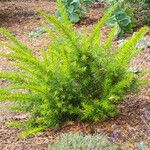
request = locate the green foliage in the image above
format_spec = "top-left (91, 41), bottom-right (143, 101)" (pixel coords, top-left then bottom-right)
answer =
top-left (56, 0), bottom-right (93, 23)
top-left (106, 1), bottom-right (137, 37)
top-left (48, 132), bottom-right (116, 150)
top-left (0, 0), bottom-right (149, 137)
top-left (6, 121), bottom-right (23, 128)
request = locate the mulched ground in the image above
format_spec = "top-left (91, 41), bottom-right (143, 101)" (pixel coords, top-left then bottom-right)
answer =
top-left (0, 0), bottom-right (150, 150)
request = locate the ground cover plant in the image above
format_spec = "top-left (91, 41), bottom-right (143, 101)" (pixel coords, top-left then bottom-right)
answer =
top-left (48, 132), bottom-right (116, 150)
top-left (0, 0), bottom-right (149, 138)
top-left (48, 132), bottom-right (150, 150)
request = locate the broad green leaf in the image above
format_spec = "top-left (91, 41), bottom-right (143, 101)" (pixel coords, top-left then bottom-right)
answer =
top-left (119, 16), bottom-right (131, 26)
top-left (69, 13), bottom-right (80, 23)
top-left (68, 5), bottom-right (74, 13)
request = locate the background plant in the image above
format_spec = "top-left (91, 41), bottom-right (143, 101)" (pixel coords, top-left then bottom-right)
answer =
top-left (131, 0), bottom-right (150, 26)
top-left (112, 0), bottom-right (150, 26)
top-left (56, 0), bottom-right (93, 23)
top-left (0, 0), bottom-right (149, 137)
top-left (106, 0), bottom-right (137, 37)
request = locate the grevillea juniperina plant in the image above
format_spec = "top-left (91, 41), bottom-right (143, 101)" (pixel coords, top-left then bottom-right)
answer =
top-left (0, 0), bottom-right (149, 137)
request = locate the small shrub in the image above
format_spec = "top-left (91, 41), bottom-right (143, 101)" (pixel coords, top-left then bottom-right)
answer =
top-left (0, 0), bottom-right (149, 136)
top-left (48, 132), bottom-right (116, 150)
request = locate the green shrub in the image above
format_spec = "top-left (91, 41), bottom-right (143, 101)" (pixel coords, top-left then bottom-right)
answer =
top-left (48, 132), bottom-right (116, 150)
top-left (56, 0), bottom-right (93, 23)
top-left (0, 0), bottom-right (149, 136)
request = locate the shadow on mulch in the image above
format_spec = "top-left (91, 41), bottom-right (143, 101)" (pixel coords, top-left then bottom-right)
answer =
top-left (0, 10), bottom-right (38, 27)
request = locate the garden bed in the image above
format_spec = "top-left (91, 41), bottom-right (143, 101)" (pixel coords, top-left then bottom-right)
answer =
top-left (0, 0), bottom-right (149, 150)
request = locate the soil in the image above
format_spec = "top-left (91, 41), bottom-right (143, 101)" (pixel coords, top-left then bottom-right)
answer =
top-left (0, 0), bottom-right (150, 150)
